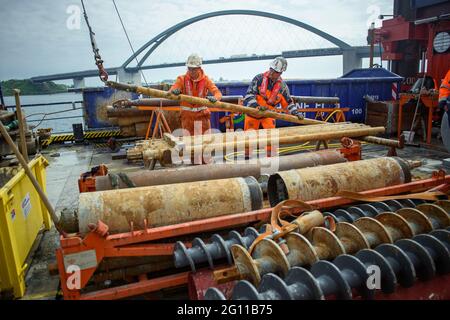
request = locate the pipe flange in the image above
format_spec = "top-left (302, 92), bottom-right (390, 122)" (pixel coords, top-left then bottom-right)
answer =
top-left (244, 176), bottom-right (264, 211)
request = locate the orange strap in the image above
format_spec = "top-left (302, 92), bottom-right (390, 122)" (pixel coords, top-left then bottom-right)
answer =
top-left (248, 199), bottom-right (317, 254)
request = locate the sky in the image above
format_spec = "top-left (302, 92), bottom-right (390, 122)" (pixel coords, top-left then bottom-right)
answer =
top-left (0, 0), bottom-right (393, 86)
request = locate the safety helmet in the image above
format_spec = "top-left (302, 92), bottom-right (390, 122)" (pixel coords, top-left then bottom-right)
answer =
top-left (270, 56), bottom-right (288, 73)
top-left (186, 54), bottom-right (202, 68)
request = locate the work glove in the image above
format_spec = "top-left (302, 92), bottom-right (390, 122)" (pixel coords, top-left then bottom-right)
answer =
top-left (290, 109), bottom-right (304, 120)
top-left (207, 96), bottom-right (217, 103)
top-left (170, 88), bottom-right (181, 95)
top-left (257, 105), bottom-right (268, 112)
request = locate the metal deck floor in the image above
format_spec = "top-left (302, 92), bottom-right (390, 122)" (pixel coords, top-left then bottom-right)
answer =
top-left (20, 142), bottom-right (450, 300)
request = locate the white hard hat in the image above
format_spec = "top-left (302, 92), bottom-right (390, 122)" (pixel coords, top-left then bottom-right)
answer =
top-left (270, 56), bottom-right (287, 73)
top-left (186, 53), bottom-right (202, 68)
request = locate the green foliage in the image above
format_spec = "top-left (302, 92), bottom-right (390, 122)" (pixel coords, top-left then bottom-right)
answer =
top-left (0, 79), bottom-right (69, 96)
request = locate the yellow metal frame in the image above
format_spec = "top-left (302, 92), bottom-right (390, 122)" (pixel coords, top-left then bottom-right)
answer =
top-left (0, 156), bottom-right (51, 298)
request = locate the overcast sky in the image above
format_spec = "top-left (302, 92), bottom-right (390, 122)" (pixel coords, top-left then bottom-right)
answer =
top-left (0, 0), bottom-right (393, 85)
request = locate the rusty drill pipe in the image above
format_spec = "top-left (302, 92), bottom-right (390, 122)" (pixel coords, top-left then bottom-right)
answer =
top-left (137, 126), bottom-right (385, 164)
top-left (268, 157), bottom-right (412, 206)
top-left (107, 80), bottom-right (397, 147)
top-left (178, 122), bottom-right (376, 144)
top-left (360, 135), bottom-right (405, 149)
top-left (112, 96), bottom-right (243, 108)
top-left (96, 150), bottom-right (347, 191)
top-left (72, 177), bottom-right (263, 235)
top-left (112, 95), bottom-right (339, 108)
top-left (106, 81), bottom-right (322, 125)
top-left (179, 122), bottom-right (371, 140)
top-left (183, 127), bottom-right (386, 156)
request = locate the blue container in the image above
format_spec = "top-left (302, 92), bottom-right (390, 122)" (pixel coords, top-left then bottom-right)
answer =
top-left (82, 68), bottom-right (402, 132)
top-left (215, 68), bottom-right (403, 130)
top-left (82, 86), bottom-right (139, 129)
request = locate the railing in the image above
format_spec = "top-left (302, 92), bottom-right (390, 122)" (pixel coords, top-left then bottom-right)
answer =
top-left (5, 101), bottom-right (84, 133)
top-left (5, 101), bottom-right (83, 108)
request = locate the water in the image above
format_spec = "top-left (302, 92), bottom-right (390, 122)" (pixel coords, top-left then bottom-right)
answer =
top-left (3, 92), bottom-right (83, 133)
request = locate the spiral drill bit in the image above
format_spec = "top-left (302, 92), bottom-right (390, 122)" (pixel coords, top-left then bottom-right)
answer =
top-left (173, 199), bottom-right (432, 272)
top-left (221, 201), bottom-right (449, 286)
top-left (205, 229), bottom-right (450, 300)
top-left (174, 209), bottom-right (325, 271)
top-left (323, 199), bottom-right (425, 223)
top-left (173, 227), bottom-right (260, 272)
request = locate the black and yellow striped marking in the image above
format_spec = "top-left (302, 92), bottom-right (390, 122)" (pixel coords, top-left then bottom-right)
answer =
top-left (41, 130), bottom-right (121, 147)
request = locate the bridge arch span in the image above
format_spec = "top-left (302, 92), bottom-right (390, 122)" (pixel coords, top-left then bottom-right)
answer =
top-left (122, 9), bottom-right (352, 69)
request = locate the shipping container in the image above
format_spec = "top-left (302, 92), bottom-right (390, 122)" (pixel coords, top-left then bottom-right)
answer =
top-left (82, 87), bottom-right (139, 129)
top-left (215, 68), bottom-right (403, 130)
top-left (81, 68), bottom-right (402, 132)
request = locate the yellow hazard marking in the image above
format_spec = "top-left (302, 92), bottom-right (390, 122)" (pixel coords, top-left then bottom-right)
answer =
top-left (40, 130), bottom-right (120, 146)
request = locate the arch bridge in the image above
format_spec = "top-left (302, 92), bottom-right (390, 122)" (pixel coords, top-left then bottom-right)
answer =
top-left (31, 10), bottom-right (380, 87)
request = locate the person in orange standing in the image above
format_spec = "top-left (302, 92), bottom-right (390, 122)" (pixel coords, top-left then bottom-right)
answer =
top-left (243, 57), bottom-right (302, 157)
top-left (169, 53), bottom-right (222, 136)
top-left (439, 69), bottom-right (450, 126)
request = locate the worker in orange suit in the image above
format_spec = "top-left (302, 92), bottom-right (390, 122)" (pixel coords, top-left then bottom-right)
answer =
top-left (169, 53), bottom-right (222, 136)
top-left (243, 57), bottom-right (302, 157)
top-left (439, 69), bottom-right (450, 126)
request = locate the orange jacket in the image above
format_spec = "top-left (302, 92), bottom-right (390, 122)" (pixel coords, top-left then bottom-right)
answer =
top-left (439, 69), bottom-right (450, 101)
top-left (243, 72), bottom-right (296, 114)
top-left (170, 69), bottom-right (222, 109)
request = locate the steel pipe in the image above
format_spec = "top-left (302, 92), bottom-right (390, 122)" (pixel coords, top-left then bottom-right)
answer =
top-left (106, 81), bottom-right (322, 125)
top-left (268, 157), bottom-right (412, 206)
top-left (96, 150), bottom-right (347, 191)
top-left (73, 176), bottom-right (263, 234)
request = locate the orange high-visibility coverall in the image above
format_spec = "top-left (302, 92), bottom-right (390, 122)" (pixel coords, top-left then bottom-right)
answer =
top-left (439, 69), bottom-right (450, 103)
top-left (170, 69), bottom-right (222, 136)
top-left (243, 72), bottom-right (297, 156)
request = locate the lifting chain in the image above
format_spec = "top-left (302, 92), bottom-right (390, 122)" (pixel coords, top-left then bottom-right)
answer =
top-left (81, 0), bottom-right (108, 82)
